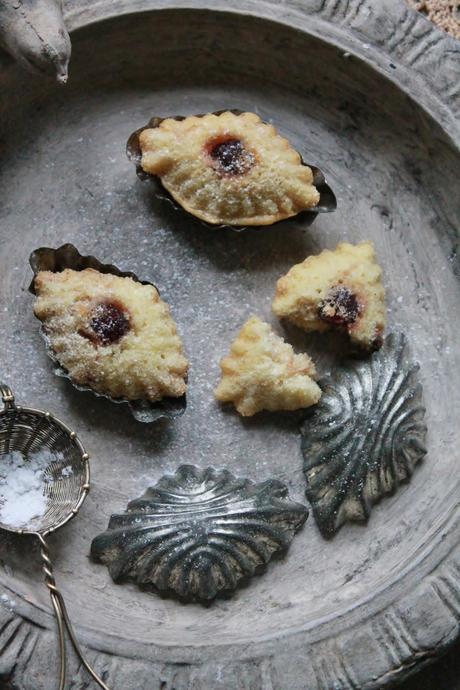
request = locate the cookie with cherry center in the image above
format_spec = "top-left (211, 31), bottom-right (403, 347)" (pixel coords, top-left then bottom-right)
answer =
top-left (132, 110), bottom-right (321, 227)
top-left (32, 268), bottom-right (188, 402)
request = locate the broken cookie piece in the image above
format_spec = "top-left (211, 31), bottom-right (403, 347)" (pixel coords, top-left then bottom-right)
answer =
top-left (33, 268), bottom-right (188, 402)
top-left (214, 316), bottom-right (321, 416)
top-left (272, 241), bottom-right (386, 349)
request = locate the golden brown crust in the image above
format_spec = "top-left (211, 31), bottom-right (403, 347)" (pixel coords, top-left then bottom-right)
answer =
top-left (33, 268), bottom-right (188, 401)
top-left (272, 241), bottom-right (386, 349)
top-left (214, 316), bottom-right (321, 416)
top-left (139, 111), bottom-right (320, 226)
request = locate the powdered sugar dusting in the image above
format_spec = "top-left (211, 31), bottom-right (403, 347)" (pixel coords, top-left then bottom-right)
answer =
top-left (0, 449), bottom-right (67, 529)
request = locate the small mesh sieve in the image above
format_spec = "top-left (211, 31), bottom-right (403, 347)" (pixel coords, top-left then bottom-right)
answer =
top-left (0, 383), bottom-right (110, 690)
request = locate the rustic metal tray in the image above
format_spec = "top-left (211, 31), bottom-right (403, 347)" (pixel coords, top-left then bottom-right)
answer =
top-left (0, 1), bottom-right (459, 689)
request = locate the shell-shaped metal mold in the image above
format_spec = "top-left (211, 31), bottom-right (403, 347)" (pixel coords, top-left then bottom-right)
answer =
top-left (301, 333), bottom-right (427, 538)
top-left (29, 244), bottom-right (186, 423)
top-left (90, 464), bottom-right (308, 601)
top-left (126, 110), bottom-right (337, 232)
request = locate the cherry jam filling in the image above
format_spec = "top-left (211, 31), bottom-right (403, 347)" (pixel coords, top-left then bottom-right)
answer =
top-left (207, 137), bottom-right (254, 176)
top-left (88, 301), bottom-right (130, 345)
top-left (318, 286), bottom-right (361, 326)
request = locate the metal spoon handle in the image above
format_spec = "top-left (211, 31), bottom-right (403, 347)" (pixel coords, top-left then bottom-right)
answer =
top-left (38, 534), bottom-right (111, 690)
top-left (49, 591), bottom-right (67, 690)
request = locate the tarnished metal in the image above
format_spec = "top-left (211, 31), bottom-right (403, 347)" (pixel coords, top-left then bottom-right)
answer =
top-left (91, 464), bottom-right (308, 602)
top-left (301, 334), bottom-right (427, 537)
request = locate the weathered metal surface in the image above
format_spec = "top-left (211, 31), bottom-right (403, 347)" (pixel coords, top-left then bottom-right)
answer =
top-left (0, 1), bottom-right (458, 688)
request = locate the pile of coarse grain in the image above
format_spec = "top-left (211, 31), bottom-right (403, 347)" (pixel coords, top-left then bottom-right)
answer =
top-left (407, 0), bottom-right (460, 39)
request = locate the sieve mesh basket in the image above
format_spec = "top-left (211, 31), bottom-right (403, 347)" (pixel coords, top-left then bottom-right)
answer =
top-left (0, 383), bottom-right (110, 690)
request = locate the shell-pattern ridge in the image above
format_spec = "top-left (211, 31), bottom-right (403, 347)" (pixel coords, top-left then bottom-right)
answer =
top-left (91, 465), bottom-right (307, 601)
top-left (301, 333), bottom-right (427, 536)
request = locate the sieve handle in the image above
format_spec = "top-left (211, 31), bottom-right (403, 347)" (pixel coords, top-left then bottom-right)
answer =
top-left (38, 534), bottom-right (111, 690)
top-left (0, 384), bottom-right (15, 411)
